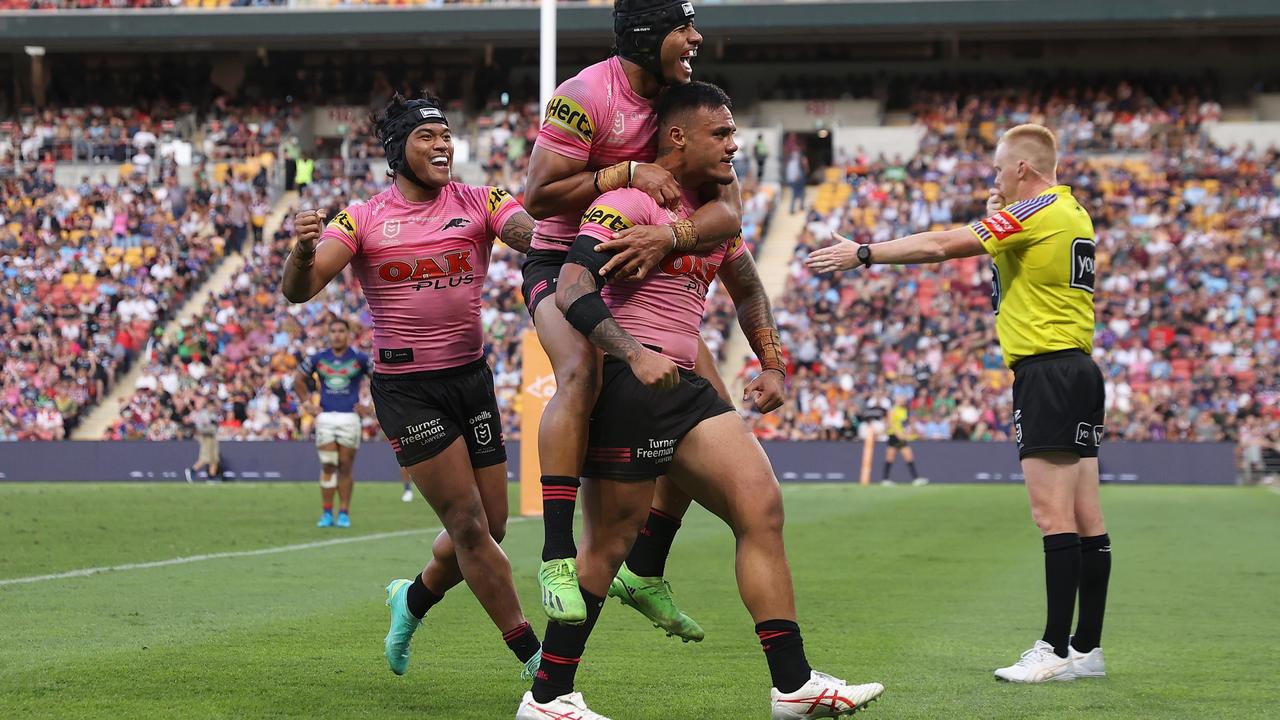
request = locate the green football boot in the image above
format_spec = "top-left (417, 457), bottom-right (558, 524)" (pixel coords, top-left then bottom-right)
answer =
top-left (538, 558), bottom-right (587, 625)
top-left (383, 579), bottom-right (422, 676)
top-left (608, 564), bottom-right (704, 642)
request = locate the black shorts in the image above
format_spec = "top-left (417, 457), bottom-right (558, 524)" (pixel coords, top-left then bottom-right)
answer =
top-left (521, 248), bottom-right (568, 318)
top-left (1011, 349), bottom-right (1106, 460)
top-left (583, 356), bottom-right (735, 481)
top-left (887, 435), bottom-right (907, 449)
top-left (370, 359), bottom-right (507, 469)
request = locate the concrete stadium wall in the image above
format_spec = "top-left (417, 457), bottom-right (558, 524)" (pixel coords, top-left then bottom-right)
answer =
top-left (0, 440), bottom-right (1237, 485)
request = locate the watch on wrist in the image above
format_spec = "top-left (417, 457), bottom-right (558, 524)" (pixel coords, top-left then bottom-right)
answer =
top-left (857, 244), bottom-right (873, 268)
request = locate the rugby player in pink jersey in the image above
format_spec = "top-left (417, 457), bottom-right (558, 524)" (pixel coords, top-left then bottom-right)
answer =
top-left (281, 93), bottom-right (544, 689)
top-left (524, 0), bottom-right (750, 640)
top-left (517, 82), bottom-right (884, 720)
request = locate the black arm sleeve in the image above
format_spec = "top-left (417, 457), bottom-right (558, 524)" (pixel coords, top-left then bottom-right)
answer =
top-left (564, 232), bottom-right (618, 282)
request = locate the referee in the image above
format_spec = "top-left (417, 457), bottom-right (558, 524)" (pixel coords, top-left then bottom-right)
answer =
top-left (808, 124), bottom-right (1111, 683)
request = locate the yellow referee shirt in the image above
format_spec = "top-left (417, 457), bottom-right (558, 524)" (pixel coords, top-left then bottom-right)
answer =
top-left (888, 405), bottom-right (910, 438)
top-left (966, 185), bottom-right (1096, 368)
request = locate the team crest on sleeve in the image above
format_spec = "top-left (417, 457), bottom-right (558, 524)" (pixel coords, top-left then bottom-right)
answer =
top-left (328, 210), bottom-right (357, 239)
top-left (487, 186), bottom-right (513, 215)
top-left (581, 204), bottom-right (634, 232)
top-left (545, 95), bottom-right (594, 142)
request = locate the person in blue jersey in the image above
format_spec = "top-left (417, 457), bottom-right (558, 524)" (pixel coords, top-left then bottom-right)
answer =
top-left (295, 317), bottom-right (373, 528)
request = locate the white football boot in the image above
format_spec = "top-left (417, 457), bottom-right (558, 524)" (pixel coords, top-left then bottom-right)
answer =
top-left (516, 691), bottom-right (611, 720)
top-left (994, 640), bottom-right (1076, 683)
top-left (1070, 644), bottom-right (1107, 678)
top-left (771, 670), bottom-right (884, 718)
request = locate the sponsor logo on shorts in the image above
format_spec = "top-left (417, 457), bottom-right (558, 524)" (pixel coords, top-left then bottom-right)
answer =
top-left (474, 424), bottom-right (492, 446)
top-left (1013, 409), bottom-right (1023, 446)
top-left (376, 249), bottom-right (475, 291)
top-left (397, 418), bottom-right (446, 450)
top-left (1075, 422), bottom-right (1104, 447)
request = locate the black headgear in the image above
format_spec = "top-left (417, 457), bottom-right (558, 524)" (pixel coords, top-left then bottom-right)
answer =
top-left (378, 98), bottom-right (449, 191)
top-left (614, 0), bottom-right (696, 85)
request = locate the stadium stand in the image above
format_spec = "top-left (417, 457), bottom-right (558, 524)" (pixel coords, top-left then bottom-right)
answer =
top-left (1, 166), bottom-right (244, 439)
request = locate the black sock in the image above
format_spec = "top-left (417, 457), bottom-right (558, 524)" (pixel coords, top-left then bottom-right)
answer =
top-left (1072, 533), bottom-right (1111, 653)
top-left (881, 462), bottom-right (891, 481)
top-left (1041, 533), bottom-right (1081, 658)
top-left (405, 574), bottom-right (443, 619)
top-left (623, 508), bottom-right (681, 578)
top-left (541, 475), bottom-right (579, 562)
top-left (756, 619), bottom-right (812, 694)
top-left (532, 587), bottom-right (605, 703)
top-left (502, 621), bottom-right (541, 664)
top-left (907, 461), bottom-right (919, 478)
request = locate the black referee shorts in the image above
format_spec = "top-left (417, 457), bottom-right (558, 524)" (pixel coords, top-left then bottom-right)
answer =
top-left (1011, 349), bottom-right (1106, 460)
top-left (370, 359), bottom-right (507, 469)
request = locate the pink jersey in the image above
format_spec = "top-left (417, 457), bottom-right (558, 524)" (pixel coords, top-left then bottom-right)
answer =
top-left (322, 181), bottom-right (522, 373)
top-left (578, 187), bottom-right (747, 370)
top-left (533, 56), bottom-right (658, 251)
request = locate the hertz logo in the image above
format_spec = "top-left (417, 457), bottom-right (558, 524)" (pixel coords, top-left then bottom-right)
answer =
top-left (488, 186), bottom-right (512, 215)
top-left (328, 210), bottom-right (357, 239)
top-left (581, 204), bottom-right (634, 233)
top-left (545, 95), bottom-right (594, 142)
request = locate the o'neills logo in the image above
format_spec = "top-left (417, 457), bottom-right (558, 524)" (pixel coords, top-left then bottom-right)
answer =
top-left (377, 249), bottom-right (475, 290)
top-left (660, 253), bottom-right (720, 286)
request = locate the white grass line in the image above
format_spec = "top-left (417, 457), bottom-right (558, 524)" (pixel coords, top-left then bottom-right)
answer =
top-left (0, 527), bottom-right (436, 587)
top-left (1268, 485), bottom-right (1280, 497)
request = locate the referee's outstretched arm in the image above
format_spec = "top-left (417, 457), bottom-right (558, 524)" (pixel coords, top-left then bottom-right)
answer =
top-left (805, 225), bottom-right (984, 273)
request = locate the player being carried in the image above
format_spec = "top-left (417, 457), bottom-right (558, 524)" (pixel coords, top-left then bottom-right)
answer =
top-left (523, 0), bottom-right (752, 641)
top-left (517, 81), bottom-right (884, 720)
top-left (294, 316), bottom-right (373, 528)
top-left (282, 93), bottom-right (544, 694)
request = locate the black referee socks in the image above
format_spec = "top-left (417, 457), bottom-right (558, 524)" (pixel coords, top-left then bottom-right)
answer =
top-left (1041, 532), bottom-right (1081, 658)
top-left (1073, 533), bottom-right (1112, 653)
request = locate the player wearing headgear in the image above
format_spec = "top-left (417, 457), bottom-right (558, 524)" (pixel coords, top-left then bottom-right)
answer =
top-left (517, 81), bottom-right (883, 720)
top-left (523, 0), bottom-right (750, 641)
top-left (808, 123), bottom-right (1111, 684)
top-left (282, 93), bottom-right (544, 693)
top-left (294, 315), bottom-right (372, 528)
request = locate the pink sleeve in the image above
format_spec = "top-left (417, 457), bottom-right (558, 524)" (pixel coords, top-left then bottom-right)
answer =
top-left (321, 203), bottom-right (366, 255)
top-left (578, 189), bottom-right (657, 243)
top-left (534, 77), bottom-right (599, 162)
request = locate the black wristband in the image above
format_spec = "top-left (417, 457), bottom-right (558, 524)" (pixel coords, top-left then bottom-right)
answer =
top-left (563, 293), bottom-right (613, 338)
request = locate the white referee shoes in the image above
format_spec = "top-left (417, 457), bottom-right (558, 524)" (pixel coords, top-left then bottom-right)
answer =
top-left (994, 639), bottom-right (1107, 682)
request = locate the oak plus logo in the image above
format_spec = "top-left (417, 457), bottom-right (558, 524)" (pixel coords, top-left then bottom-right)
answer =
top-left (660, 253), bottom-right (720, 293)
top-left (376, 249), bottom-right (475, 291)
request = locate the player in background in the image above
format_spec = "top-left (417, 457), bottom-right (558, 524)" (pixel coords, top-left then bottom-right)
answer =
top-left (282, 93), bottom-right (544, 689)
top-left (808, 124), bottom-right (1111, 683)
top-left (881, 402), bottom-right (927, 486)
top-left (523, 0), bottom-right (742, 640)
top-left (294, 316), bottom-right (372, 528)
top-left (400, 468), bottom-right (414, 502)
top-left (518, 81), bottom-right (883, 720)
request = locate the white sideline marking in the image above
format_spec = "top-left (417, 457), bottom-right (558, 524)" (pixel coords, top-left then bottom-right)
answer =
top-left (0, 528), bottom-right (435, 587)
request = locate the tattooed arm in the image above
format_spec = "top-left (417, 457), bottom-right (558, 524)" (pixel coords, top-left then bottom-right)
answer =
top-left (498, 211), bottom-right (535, 254)
top-left (555, 235), bottom-right (681, 390)
top-left (717, 248), bottom-right (786, 413)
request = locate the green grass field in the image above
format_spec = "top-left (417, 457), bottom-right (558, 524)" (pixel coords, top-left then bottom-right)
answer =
top-left (1, 482), bottom-right (1276, 719)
